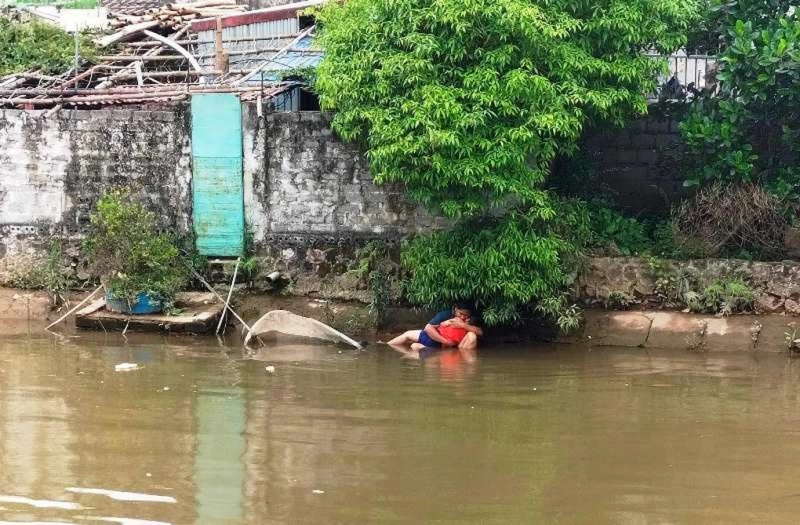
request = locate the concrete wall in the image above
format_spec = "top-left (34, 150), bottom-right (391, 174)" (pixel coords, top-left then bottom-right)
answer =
top-left (243, 107), bottom-right (445, 249)
top-left (0, 108), bottom-right (192, 278)
top-left (0, 105), bottom-right (442, 284)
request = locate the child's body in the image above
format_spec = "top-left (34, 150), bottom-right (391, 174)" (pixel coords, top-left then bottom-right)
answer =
top-left (411, 318), bottom-right (468, 352)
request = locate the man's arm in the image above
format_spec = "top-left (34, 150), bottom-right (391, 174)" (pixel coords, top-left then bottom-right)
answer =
top-left (424, 324), bottom-right (456, 346)
top-left (450, 318), bottom-right (483, 337)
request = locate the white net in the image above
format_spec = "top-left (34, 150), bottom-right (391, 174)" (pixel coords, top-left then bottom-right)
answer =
top-left (244, 310), bottom-right (362, 349)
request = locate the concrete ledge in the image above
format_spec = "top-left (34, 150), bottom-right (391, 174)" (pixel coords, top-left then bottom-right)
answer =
top-left (580, 310), bottom-right (796, 353)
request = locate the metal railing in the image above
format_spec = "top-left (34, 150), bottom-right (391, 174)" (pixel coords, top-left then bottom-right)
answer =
top-left (647, 50), bottom-right (718, 100)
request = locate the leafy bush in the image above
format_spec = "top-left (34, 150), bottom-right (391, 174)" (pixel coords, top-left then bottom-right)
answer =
top-left (0, 17), bottom-right (96, 76)
top-left (316, 0), bottom-right (698, 325)
top-left (587, 207), bottom-right (651, 256)
top-left (401, 205), bottom-right (586, 325)
top-left (681, 1), bottom-right (800, 205)
top-left (85, 190), bottom-right (188, 306)
top-left (689, 279), bottom-right (754, 315)
top-left (705, 279), bottom-right (754, 314)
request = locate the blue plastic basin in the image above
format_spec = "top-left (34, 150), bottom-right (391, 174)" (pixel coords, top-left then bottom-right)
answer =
top-left (105, 291), bottom-right (164, 314)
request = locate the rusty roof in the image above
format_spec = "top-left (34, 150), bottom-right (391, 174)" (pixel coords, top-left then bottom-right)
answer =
top-left (102, 0), bottom-right (169, 15)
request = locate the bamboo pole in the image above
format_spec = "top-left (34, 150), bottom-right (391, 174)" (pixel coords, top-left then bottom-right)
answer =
top-left (45, 284), bottom-right (104, 330)
top-left (187, 265), bottom-right (251, 332)
top-left (96, 55), bottom-right (190, 61)
top-left (216, 258), bottom-right (240, 335)
top-left (95, 25), bottom-right (189, 90)
top-left (0, 84), bottom-right (289, 104)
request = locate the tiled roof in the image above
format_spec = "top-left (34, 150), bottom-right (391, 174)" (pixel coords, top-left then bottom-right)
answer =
top-left (102, 0), bottom-right (169, 15)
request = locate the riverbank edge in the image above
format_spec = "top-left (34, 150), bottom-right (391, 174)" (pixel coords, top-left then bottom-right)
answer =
top-left (1, 287), bottom-right (797, 354)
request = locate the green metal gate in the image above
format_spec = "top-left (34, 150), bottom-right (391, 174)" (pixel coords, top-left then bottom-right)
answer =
top-left (191, 94), bottom-right (244, 256)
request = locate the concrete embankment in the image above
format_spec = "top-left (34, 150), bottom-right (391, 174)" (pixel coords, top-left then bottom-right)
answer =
top-left (0, 287), bottom-right (796, 354)
top-left (578, 310), bottom-right (793, 353)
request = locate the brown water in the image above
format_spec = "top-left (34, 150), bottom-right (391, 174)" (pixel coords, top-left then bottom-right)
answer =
top-left (2, 329), bottom-right (800, 524)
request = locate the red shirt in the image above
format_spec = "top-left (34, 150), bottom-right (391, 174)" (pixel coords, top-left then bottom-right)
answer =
top-left (438, 324), bottom-right (467, 344)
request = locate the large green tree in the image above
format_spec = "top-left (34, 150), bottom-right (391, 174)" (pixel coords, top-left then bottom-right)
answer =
top-left (316, 0), bottom-right (698, 325)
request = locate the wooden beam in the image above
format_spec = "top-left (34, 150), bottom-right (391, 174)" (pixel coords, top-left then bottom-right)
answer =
top-left (95, 20), bottom-right (161, 48)
top-left (96, 55), bottom-right (189, 61)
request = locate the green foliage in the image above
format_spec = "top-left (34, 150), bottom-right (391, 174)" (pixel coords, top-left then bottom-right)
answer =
top-left (685, 0), bottom-right (725, 54)
top-left (587, 207), bottom-right (651, 256)
top-left (647, 257), bottom-right (754, 315)
top-left (316, 0), bottom-right (698, 326)
top-left (401, 205), bottom-right (586, 325)
top-left (317, 0), bottom-right (697, 217)
top-left (9, 241), bottom-right (74, 307)
top-left (604, 290), bottom-right (634, 310)
top-left (681, 1), bottom-right (800, 203)
top-left (350, 241), bottom-right (397, 327)
top-left (85, 189), bottom-right (188, 306)
top-left (238, 226), bottom-right (260, 284)
top-left (0, 16), bottom-right (96, 76)
top-left (701, 279), bottom-right (755, 315)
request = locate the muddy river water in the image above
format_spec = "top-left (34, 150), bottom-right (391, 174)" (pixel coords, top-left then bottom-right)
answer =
top-left (2, 328), bottom-right (800, 524)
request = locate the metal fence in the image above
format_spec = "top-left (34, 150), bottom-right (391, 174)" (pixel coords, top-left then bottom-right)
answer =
top-left (647, 50), bottom-right (718, 100)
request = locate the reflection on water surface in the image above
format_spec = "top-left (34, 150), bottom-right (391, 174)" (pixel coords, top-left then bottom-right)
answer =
top-left (2, 329), bottom-right (800, 523)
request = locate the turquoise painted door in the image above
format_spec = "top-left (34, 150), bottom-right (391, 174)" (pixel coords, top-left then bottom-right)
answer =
top-left (191, 94), bottom-right (244, 256)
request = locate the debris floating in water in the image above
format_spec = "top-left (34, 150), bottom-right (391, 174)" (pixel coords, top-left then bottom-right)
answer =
top-left (265, 365), bottom-right (276, 374)
top-left (114, 363), bottom-right (141, 372)
top-left (312, 489), bottom-right (325, 494)
top-left (65, 487), bottom-right (176, 503)
top-left (0, 494), bottom-right (82, 510)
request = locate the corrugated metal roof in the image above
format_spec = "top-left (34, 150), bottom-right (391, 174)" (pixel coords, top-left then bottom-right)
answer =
top-left (239, 34), bottom-right (322, 85)
top-left (191, 0), bottom-right (325, 31)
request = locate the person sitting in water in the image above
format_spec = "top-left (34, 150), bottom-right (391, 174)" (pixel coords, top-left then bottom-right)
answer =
top-left (387, 303), bottom-right (483, 352)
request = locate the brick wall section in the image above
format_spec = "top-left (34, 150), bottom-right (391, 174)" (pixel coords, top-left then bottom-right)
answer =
top-left (583, 114), bottom-right (686, 215)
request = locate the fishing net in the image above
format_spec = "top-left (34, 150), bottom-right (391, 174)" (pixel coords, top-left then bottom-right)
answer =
top-left (244, 310), bottom-right (362, 349)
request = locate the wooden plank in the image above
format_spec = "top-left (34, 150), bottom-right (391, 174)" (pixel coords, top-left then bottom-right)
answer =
top-left (96, 21), bottom-right (161, 48)
top-left (75, 298), bottom-right (106, 317)
top-left (76, 302), bottom-right (224, 333)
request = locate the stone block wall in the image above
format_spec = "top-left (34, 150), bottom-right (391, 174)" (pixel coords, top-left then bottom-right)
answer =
top-left (583, 112), bottom-right (686, 215)
top-left (577, 256), bottom-right (800, 315)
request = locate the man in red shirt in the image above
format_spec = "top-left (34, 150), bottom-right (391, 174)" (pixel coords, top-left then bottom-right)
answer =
top-left (387, 303), bottom-right (483, 353)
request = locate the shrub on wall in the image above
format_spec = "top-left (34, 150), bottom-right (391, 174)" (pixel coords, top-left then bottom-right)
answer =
top-left (315, 0), bottom-right (698, 325)
top-left (0, 17), bottom-right (96, 76)
top-left (681, 1), bottom-right (800, 205)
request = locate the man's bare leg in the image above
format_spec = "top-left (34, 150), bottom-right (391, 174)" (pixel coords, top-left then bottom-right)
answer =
top-left (410, 342), bottom-right (425, 352)
top-left (387, 330), bottom-right (422, 348)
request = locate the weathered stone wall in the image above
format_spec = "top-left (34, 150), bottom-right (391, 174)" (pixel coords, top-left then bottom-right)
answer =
top-left (241, 106), bottom-right (445, 298)
top-left (0, 105), bottom-right (442, 291)
top-left (583, 111), bottom-right (686, 215)
top-left (244, 107), bottom-right (445, 244)
top-left (577, 256), bottom-right (800, 314)
top-left (0, 108), bottom-right (192, 281)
